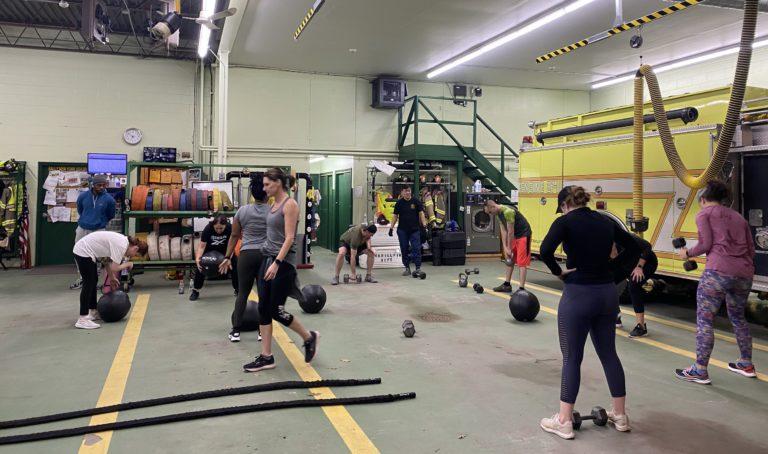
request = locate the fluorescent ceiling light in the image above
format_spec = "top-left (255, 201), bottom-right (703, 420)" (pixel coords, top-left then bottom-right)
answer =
top-left (591, 37), bottom-right (768, 90)
top-left (198, 0), bottom-right (216, 58)
top-left (426, 0), bottom-right (596, 79)
top-left (309, 156), bottom-right (327, 163)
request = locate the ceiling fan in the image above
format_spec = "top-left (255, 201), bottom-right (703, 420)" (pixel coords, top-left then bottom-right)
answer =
top-left (23, 0), bottom-right (70, 8)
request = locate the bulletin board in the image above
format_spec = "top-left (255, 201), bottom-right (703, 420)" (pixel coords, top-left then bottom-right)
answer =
top-left (41, 168), bottom-right (89, 223)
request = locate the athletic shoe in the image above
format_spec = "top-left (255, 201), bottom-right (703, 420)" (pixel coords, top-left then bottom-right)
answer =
top-left (243, 355), bottom-right (275, 372)
top-left (258, 332), bottom-right (262, 342)
top-left (233, 290), bottom-right (239, 297)
top-left (86, 311), bottom-right (102, 322)
top-left (189, 290), bottom-right (200, 301)
top-left (629, 323), bottom-right (648, 338)
top-left (606, 410), bottom-right (631, 432)
top-left (303, 331), bottom-right (319, 363)
top-left (69, 278), bottom-right (83, 290)
top-left (675, 365), bottom-right (711, 384)
top-left (75, 318), bottom-right (100, 330)
top-left (331, 276), bottom-right (339, 285)
top-left (229, 330), bottom-right (241, 342)
top-left (615, 316), bottom-right (622, 328)
top-left (493, 282), bottom-right (513, 293)
top-left (402, 266), bottom-right (411, 276)
top-left (728, 362), bottom-right (757, 378)
top-left (539, 414), bottom-right (574, 440)
top-left (365, 274), bottom-right (378, 283)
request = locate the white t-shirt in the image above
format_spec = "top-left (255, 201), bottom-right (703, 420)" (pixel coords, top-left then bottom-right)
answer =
top-left (73, 231), bottom-right (129, 264)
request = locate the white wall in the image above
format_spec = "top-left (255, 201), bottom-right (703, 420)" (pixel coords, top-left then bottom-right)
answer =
top-left (590, 46), bottom-right (768, 110)
top-left (0, 47), bottom-right (196, 264)
top-left (222, 67), bottom-right (590, 225)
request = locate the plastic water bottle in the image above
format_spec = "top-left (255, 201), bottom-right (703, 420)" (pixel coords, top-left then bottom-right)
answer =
top-left (473, 179), bottom-right (482, 193)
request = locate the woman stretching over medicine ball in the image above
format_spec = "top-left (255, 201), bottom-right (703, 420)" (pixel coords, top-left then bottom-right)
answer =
top-left (242, 168), bottom-right (318, 372)
top-left (539, 185), bottom-right (640, 440)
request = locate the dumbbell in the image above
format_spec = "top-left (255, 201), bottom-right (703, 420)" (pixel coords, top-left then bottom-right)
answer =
top-left (672, 237), bottom-right (698, 271)
top-left (402, 320), bottom-right (416, 338)
top-left (356, 274), bottom-right (363, 284)
top-left (343, 274), bottom-right (350, 284)
top-left (464, 268), bottom-right (480, 275)
top-left (473, 283), bottom-right (484, 294)
top-left (458, 273), bottom-right (469, 288)
top-left (572, 406), bottom-right (608, 430)
top-left (411, 270), bottom-right (427, 279)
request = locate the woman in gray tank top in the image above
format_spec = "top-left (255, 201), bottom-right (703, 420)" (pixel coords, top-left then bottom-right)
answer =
top-left (243, 168), bottom-right (318, 373)
top-left (220, 172), bottom-right (270, 343)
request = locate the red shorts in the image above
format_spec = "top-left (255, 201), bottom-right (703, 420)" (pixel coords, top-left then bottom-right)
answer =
top-left (507, 236), bottom-right (531, 267)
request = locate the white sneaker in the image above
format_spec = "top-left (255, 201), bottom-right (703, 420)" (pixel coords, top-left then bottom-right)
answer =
top-left (540, 413), bottom-right (574, 439)
top-left (607, 409), bottom-right (631, 432)
top-left (86, 311), bottom-right (101, 321)
top-left (75, 318), bottom-right (101, 330)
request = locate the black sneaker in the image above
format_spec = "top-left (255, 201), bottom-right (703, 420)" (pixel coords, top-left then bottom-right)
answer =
top-left (402, 266), bottom-right (412, 277)
top-left (189, 290), bottom-right (199, 301)
top-left (69, 278), bottom-right (83, 290)
top-left (493, 282), bottom-right (513, 293)
top-left (615, 316), bottom-right (622, 328)
top-left (233, 289), bottom-right (239, 296)
top-left (629, 323), bottom-right (648, 338)
top-left (229, 330), bottom-right (241, 342)
top-left (243, 355), bottom-right (275, 372)
top-left (303, 331), bottom-right (319, 363)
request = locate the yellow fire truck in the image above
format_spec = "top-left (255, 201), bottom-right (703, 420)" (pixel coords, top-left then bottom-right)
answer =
top-left (519, 85), bottom-right (768, 294)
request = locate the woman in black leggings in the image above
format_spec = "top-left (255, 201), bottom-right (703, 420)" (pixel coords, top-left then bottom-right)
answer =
top-left (539, 186), bottom-right (640, 439)
top-left (242, 168), bottom-right (318, 372)
top-left (221, 173), bottom-right (269, 342)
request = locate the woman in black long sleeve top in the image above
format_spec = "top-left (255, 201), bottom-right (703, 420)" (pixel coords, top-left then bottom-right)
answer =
top-left (539, 186), bottom-right (640, 440)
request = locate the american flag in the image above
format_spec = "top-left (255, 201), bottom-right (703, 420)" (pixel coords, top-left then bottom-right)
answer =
top-left (18, 182), bottom-right (30, 269)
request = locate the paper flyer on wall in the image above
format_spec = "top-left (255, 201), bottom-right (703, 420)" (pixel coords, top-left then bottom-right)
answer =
top-left (43, 191), bottom-right (57, 206)
top-left (66, 189), bottom-right (81, 203)
top-left (42, 172), bottom-right (61, 191)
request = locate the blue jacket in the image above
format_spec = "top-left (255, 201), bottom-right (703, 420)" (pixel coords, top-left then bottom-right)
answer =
top-left (77, 190), bottom-right (116, 230)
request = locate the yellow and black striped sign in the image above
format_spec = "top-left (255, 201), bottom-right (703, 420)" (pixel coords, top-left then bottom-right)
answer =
top-left (535, 0), bottom-right (702, 63)
top-left (293, 0), bottom-right (326, 40)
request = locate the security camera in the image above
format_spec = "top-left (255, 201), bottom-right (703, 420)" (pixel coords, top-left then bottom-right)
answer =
top-left (150, 12), bottom-right (182, 40)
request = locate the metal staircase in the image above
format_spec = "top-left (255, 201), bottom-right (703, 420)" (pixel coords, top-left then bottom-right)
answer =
top-left (397, 96), bottom-right (518, 205)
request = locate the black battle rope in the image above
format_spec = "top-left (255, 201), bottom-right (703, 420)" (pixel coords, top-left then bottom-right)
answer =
top-left (0, 378), bottom-right (381, 430)
top-left (0, 392), bottom-right (416, 445)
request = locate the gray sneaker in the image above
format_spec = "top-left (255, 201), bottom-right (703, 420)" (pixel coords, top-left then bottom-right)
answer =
top-left (69, 278), bottom-right (83, 290)
top-left (365, 274), bottom-right (378, 283)
top-left (331, 276), bottom-right (339, 285)
top-left (402, 267), bottom-right (411, 276)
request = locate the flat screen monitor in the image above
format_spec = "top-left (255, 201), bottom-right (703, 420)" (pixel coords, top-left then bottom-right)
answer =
top-left (88, 153), bottom-right (127, 175)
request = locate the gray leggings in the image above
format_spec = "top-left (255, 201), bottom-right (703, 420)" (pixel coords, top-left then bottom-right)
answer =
top-left (558, 283), bottom-right (626, 404)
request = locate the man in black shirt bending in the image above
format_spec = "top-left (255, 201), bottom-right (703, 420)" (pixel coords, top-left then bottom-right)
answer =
top-left (389, 186), bottom-right (427, 276)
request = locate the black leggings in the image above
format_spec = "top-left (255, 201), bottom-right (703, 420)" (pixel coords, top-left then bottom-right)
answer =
top-left (231, 250), bottom-right (263, 330)
top-left (193, 256), bottom-right (239, 291)
top-left (558, 283), bottom-right (626, 404)
top-left (257, 258), bottom-right (296, 327)
top-left (628, 261), bottom-right (657, 314)
top-left (74, 255), bottom-right (98, 316)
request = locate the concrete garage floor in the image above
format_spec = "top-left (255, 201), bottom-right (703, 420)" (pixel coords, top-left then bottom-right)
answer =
top-left (1, 251), bottom-right (767, 454)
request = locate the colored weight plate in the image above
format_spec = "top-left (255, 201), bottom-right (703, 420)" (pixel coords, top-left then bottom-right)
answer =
top-left (130, 185), bottom-right (149, 211)
top-left (220, 191), bottom-right (233, 211)
top-left (212, 188), bottom-right (221, 212)
top-left (153, 189), bottom-right (163, 211)
top-left (145, 190), bottom-right (154, 211)
top-left (197, 189), bottom-right (204, 211)
top-left (189, 188), bottom-right (198, 210)
top-left (180, 190), bottom-right (187, 212)
top-left (172, 189), bottom-right (181, 212)
top-left (161, 193), bottom-right (169, 211)
top-left (166, 191), bottom-right (174, 211)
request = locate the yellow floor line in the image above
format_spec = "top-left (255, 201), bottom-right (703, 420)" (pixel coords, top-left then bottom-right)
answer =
top-left (78, 293), bottom-right (151, 453)
top-left (250, 291), bottom-right (379, 454)
top-left (494, 276), bottom-right (768, 353)
top-left (473, 279), bottom-right (768, 383)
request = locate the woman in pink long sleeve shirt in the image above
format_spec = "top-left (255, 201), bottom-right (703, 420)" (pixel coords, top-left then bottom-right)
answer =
top-left (675, 180), bottom-right (757, 384)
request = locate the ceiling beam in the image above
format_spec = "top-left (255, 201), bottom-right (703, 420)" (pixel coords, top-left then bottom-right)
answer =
top-left (217, 0), bottom-right (246, 53)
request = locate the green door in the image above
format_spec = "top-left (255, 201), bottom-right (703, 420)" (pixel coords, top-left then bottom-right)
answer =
top-left (317, 173), bottom-right (333, 250)
top-left (334, 170), bottom-right (352, 245)
top-left (36, 162), bottom-right (86, 266)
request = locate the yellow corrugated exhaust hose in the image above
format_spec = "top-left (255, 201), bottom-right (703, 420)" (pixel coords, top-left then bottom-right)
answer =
top-left (631, 0), bottom-right (758, 232)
